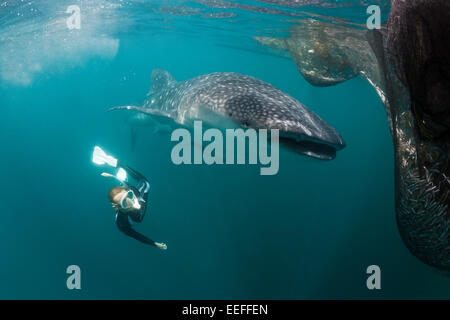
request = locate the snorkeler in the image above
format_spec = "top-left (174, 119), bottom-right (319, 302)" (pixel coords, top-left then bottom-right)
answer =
top-left (92, 146), bottom-right (167, 250)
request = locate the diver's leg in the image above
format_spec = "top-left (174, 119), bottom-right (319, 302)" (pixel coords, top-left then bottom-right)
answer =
top-left (118, 162), bottom-right (148, 183)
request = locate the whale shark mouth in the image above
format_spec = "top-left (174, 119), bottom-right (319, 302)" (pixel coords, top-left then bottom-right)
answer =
top-left (279, 136), bottom-right (341, 160)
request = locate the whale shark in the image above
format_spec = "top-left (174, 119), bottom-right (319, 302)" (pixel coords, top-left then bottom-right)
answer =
top-left (109, 69), bottom-right (346, 160)
top-left (254, 18), bottom-right (384, 92)
top-left (255, 1), bottom-right (450, 272)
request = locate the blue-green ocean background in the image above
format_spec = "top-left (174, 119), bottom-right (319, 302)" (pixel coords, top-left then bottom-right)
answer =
top-left (0, 0), bottom-right (449, 299)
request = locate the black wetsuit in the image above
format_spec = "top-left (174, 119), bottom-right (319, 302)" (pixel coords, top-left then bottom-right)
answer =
top-left (114, 162), bottom-right (156, 246)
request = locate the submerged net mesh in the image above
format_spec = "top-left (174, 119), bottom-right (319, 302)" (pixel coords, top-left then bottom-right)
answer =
top-left (373, 0), bottom-right (450, 271)
top-left (387, 0), bottom-right (450, 142)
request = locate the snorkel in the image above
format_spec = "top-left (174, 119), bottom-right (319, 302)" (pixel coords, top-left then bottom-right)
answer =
top-left (119, 190), bottom-right (141, 211)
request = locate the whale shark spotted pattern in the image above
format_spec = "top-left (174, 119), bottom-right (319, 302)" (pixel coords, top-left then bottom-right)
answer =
top-left (109, 69), bottom-right (346, 160)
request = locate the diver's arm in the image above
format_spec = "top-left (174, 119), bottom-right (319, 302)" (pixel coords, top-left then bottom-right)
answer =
top-left (119, 223), bottom-right (155, 246)
top-left (121, 227), bottom-right (166, 250)
top-left (116, 212), bottom-right (166, 249)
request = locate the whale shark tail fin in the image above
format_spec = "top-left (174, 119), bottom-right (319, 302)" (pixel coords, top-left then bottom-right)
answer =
top-left (107, 105), bottom-right (176, 149)
top-left (147, 69), bottom-right (175, 96)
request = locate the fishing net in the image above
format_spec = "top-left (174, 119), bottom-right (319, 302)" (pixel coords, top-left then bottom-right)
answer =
top-left (386, 0), bottom-right (450, 142)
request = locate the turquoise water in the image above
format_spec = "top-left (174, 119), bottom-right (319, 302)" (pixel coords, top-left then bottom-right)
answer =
top-left (0, 0), bottom-right (449, 299)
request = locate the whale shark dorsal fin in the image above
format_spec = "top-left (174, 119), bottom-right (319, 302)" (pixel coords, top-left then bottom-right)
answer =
top-left (148, 69), bottom-right (175, 95)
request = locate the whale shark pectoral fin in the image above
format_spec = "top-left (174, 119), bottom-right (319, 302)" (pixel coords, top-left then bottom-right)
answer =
top-left (108, 105), bottom-right (175, 120)
top-left (147, 69), bottom-right (176, 95)
top-left (254, 36), bottom-right (288, 51)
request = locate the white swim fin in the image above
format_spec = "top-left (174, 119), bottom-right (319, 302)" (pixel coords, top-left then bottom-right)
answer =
top-left (92, 146), bottom-right (118, 167)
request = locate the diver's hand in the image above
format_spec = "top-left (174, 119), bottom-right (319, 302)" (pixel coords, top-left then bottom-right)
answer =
top-left (155, 242), bottom-right (167, 250)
